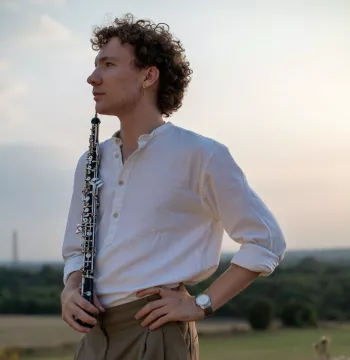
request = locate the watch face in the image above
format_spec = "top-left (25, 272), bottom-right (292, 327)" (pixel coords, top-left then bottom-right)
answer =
top-left (196, 294), bottom-right (210, 307)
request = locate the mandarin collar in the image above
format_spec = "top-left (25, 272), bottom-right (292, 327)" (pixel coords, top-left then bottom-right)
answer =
top-left (111, 121), bottom-right (173, 147)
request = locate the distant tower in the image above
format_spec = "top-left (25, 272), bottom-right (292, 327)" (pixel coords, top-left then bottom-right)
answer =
top-left (12, 229), bottom-right (19, 266)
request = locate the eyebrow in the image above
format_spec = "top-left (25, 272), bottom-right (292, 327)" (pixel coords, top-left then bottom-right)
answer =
top-left (94, 56), bottom-right (118, 67)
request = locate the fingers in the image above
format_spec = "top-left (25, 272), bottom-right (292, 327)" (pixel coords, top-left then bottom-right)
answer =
top-left (179, 282), bottom-right (187, 291)
top-left (64, 315), bottom-right (90, 333)
top-left (74, 305), bottom-right (98, 326)
top-left (74, 293), bottom-right (100, 316)
top-left (61, 290), bottom-right (99, 333)
top-left (93, 294), bottom-right (105, 313)
top-left (136, 286), bottom-right (163, 298)
top-left (62, 303), bottom-right (97, 333)
top-left (141, 306), bottom-right (168, 327)
top-left (136, 285), bottom-right (182, 299)
top-left (149, 314), bottom-right (171, 331)
top-left (135, 299), bottom-right (166, 320)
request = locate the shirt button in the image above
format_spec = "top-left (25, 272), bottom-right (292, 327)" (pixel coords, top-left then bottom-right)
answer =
top-left (115, 153), bottom-right (119, 159)
top-left (118, 180), bottom-right (124, 186)
top-left (113, 212), bottom-right (119, 218)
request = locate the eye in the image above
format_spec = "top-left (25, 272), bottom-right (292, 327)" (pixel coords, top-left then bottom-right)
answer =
top-left (105, 62), bottom-right (115, 67)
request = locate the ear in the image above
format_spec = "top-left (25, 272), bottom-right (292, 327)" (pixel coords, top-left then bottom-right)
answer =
top-left (143, 66), bottom-right (159, 88)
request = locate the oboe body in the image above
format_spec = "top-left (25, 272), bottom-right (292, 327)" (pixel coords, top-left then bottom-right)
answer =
top-left (75, 114), bottom-right (103, 328)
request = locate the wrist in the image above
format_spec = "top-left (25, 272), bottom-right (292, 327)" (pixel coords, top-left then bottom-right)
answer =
top-left (194, 293), bottom-right (214, 318)
top-left (66, 270), bottom-right (82, 289)
top-left (191, 296), bottom-right (205, 320)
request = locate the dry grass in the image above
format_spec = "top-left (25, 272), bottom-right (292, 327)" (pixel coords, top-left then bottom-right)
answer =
top-left (0, 316), bottom-right (350, 360)
top-left (0, 315), bottom-right (249, 349)
top-left (0, 315), bottom-right (82, 349)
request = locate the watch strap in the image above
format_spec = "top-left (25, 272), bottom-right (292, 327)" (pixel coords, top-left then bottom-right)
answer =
top-left (204, 305), bottom-right (213, 317)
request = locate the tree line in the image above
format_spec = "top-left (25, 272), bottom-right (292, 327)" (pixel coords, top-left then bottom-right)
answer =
top-left (1, 257), bottom-right (349, 328)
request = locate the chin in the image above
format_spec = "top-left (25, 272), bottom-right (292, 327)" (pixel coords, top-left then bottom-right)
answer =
top-left (95, 103), bottom-right (108, 115)
top-left (95, 103), bottom-right (118, 116)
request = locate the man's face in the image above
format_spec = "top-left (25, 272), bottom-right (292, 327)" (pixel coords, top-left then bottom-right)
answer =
top-left (87, 37), bottom-right (146, 116)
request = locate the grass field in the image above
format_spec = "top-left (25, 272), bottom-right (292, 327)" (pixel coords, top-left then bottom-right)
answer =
top-left (0, 316), bottom-right (349, 360)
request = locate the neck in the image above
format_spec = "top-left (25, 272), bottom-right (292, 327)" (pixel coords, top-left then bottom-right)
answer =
top-left (116, 103), bottom-right (164, 156)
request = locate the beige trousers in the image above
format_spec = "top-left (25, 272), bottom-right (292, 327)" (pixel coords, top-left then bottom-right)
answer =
top-left (73, 293), bottom-right (199, 360)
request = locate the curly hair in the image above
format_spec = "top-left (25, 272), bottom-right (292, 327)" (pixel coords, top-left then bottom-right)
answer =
top-left (90, 13), bottom-right (193, 117)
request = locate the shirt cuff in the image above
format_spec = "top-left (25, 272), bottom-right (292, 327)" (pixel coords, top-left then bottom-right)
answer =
top-left (63, 255), bottom-right (83, 285)
top-left (230, 243), bottom-right (283, 276)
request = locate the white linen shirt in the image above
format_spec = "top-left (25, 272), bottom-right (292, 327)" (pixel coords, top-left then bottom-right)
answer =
top-left (62, 121), bottom-right (286, 308)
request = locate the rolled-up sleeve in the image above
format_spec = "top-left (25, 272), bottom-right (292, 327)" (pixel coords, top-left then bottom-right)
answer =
top-left (201, 142), bottom-right (286, 276)
top-left (61, 151), bottom-right (87, 285)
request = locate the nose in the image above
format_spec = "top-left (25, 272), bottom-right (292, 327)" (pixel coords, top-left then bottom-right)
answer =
top-left (87, 69), bottom-right (102, 86)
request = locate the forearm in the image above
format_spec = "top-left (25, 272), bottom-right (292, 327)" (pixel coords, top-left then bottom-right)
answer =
top-left (204, 263), bottom-right (261, 312)
top-left (65, 270), bottom-right (82, 290)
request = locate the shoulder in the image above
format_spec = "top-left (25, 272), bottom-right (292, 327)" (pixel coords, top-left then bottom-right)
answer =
top-left (167, 123), bottom-right (229, 159)
top-left (167, 125), bottom-right (243, 178)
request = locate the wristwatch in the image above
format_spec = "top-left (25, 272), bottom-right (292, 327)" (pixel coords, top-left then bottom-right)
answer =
top-left (195, 293), bottom-right (213, 317)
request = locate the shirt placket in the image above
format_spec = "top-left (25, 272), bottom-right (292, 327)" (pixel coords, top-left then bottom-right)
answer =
top-left (112, 147), bottom-right (124, 224)
top-left (105, 143), bottom-right (145, 247)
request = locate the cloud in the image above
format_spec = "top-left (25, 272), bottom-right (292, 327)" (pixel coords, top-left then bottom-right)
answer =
top-left (13, 13), bottom-right (90, 61)
top-left (0, 144), bottom-right (76, 261)
top-left (28, 0), bottom-right (67, 7)
top-left (17, 14), bottom-right (71, 46)
top-left (0, 0), bottom-right (21, 12)
top-left (0, 60), bottom-right (29, 125)
top-left (0, 59), bottom-right (12, 73)
top-left (0, 0), bottom-right (66, 13)
top-left (0, 80), bottom-right (29, 123)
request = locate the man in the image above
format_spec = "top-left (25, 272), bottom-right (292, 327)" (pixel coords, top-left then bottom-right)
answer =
top-left (61, 13), bottom-right (286, 360)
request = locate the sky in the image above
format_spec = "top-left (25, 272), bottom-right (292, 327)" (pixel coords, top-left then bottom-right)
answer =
top-left (0, 0), bottom-right (349, 261)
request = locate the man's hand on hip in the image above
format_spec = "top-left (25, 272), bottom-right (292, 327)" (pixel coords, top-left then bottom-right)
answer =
top-left (134, 283), bottom-right (205, 330)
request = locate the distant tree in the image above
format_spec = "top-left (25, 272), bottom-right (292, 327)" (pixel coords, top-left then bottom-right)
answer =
top-left (0, 259), bottom-right (350, 319)
top-left (248, 298), bottom-right (274, 331)
top-left (280, 300), bottom-right (318, 328)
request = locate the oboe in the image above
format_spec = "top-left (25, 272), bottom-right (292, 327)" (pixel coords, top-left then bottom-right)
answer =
top-left (75, 113), bottom-right (103, 328)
